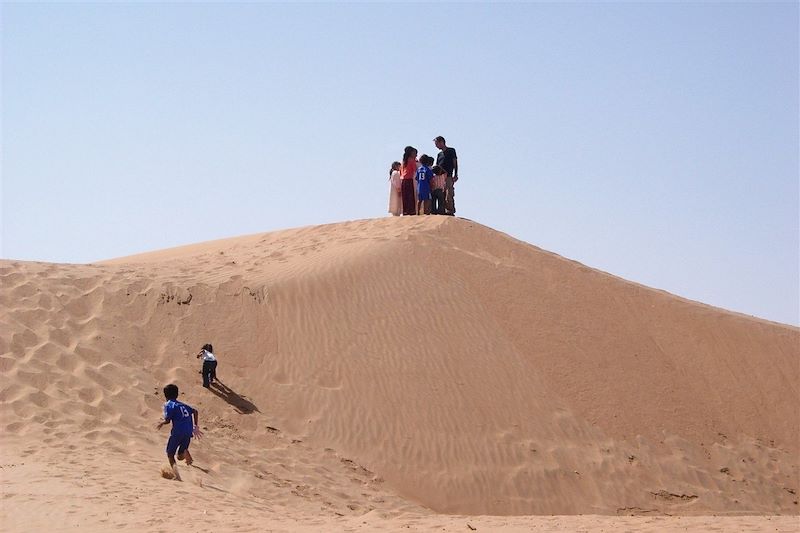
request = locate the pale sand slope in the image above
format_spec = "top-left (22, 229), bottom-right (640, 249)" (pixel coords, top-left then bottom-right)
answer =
top-left (1, 216), bottom-right (797, 532)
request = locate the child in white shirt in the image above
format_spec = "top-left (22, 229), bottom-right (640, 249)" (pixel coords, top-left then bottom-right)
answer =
top-left (196, 343), bottom-right (217, 388)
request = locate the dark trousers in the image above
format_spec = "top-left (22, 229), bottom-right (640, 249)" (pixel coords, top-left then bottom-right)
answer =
top-left (445, 175), bottom-right (456, 214)
top-left (401, 179), bottom-right (416, 215)
top-left (431, 189), bottom-right (446, 215)
top-left (202, 360), bottom-right (218, 387)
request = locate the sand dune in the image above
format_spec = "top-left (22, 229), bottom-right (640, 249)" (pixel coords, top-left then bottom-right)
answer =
top-left (1, 216), bottom-right (797, 531)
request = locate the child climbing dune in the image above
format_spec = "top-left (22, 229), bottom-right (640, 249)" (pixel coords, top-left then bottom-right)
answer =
top-left (156, 383), bottom-right (202, 476)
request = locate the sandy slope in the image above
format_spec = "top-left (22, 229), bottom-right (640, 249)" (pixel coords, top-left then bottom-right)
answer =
top-left (1, 216), bottom-right (797, 531)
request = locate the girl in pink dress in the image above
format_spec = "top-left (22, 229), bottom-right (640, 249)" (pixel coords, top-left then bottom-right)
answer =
top-left (400, 146), bottom-right (418, 216)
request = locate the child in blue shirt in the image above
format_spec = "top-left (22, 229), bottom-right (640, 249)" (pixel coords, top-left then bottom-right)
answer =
top-left (415, 154), bottom-right (434, 215)
top-left (156, 384), bottom-right (200, 469)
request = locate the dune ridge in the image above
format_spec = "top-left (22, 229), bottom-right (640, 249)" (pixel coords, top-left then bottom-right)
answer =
top-left (1, 216), bottom-right (797, 530)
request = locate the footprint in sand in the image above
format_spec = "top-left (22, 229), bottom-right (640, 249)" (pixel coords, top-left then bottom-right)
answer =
top-left (160, 465), bottom-right (179, 480)
top-left (315, 372), bottom-right (342, 390)
top-left (271, 370), bottom-right (291, 385)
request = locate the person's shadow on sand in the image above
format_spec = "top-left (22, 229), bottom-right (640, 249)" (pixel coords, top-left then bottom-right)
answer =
top-left (208, 380), bottom-right (260, 414)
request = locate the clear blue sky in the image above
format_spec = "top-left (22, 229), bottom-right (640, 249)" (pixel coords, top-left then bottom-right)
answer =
top-left (2, 2), bottom-right (798, 325)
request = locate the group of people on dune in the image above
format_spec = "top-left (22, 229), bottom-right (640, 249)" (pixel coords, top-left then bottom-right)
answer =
top-left (388, 136), bottom-right (458, 216)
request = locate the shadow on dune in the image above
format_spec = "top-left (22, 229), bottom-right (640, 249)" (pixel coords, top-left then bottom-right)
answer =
top-left (189, 463), bottom-right (211, 474)
top-left (208, 381), bottom-right (260, 414)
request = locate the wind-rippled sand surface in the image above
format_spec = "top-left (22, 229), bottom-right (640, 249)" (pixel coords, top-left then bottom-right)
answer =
top-left (1, 217), bottom-right (797, 531)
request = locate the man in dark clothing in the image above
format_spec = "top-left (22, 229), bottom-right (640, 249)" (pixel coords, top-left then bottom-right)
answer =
top-left (434, 136), bottom-right (458, 215)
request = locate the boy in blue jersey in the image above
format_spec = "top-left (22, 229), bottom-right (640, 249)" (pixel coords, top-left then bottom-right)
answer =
top-left (156, 384), bottom-right (200, 468)
top-left (415, 154), bottom-right (434, 215)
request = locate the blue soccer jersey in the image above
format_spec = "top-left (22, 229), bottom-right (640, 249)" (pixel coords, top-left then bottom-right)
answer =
top-left (416, 165), bottom-right (433, 199)
top-left (415, 165), bottom-right (433, 184)
top-left (163, 399), bottom-right (195, 436)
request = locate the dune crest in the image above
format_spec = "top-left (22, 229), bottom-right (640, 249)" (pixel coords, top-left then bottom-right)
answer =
top-left (1, 217), bottom-right (797, 530)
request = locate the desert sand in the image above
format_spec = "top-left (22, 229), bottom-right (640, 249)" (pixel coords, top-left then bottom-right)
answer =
top-left (1, 216), bottom-right (798, 532)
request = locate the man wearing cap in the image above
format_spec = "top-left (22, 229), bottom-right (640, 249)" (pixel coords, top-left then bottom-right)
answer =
top-left (434, 136), bottom-right (458, 215)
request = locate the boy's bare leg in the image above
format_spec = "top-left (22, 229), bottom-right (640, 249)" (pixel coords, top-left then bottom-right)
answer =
top-left (180, 450), bottom-right (193, 465)
top-left (165, 453), bottom-right (182, 480)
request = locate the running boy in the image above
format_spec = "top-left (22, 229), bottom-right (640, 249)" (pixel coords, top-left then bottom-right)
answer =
top-left (415, 155), bottom-right (434, 215)
top-left (156, 384), bottom-right (200, 468)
